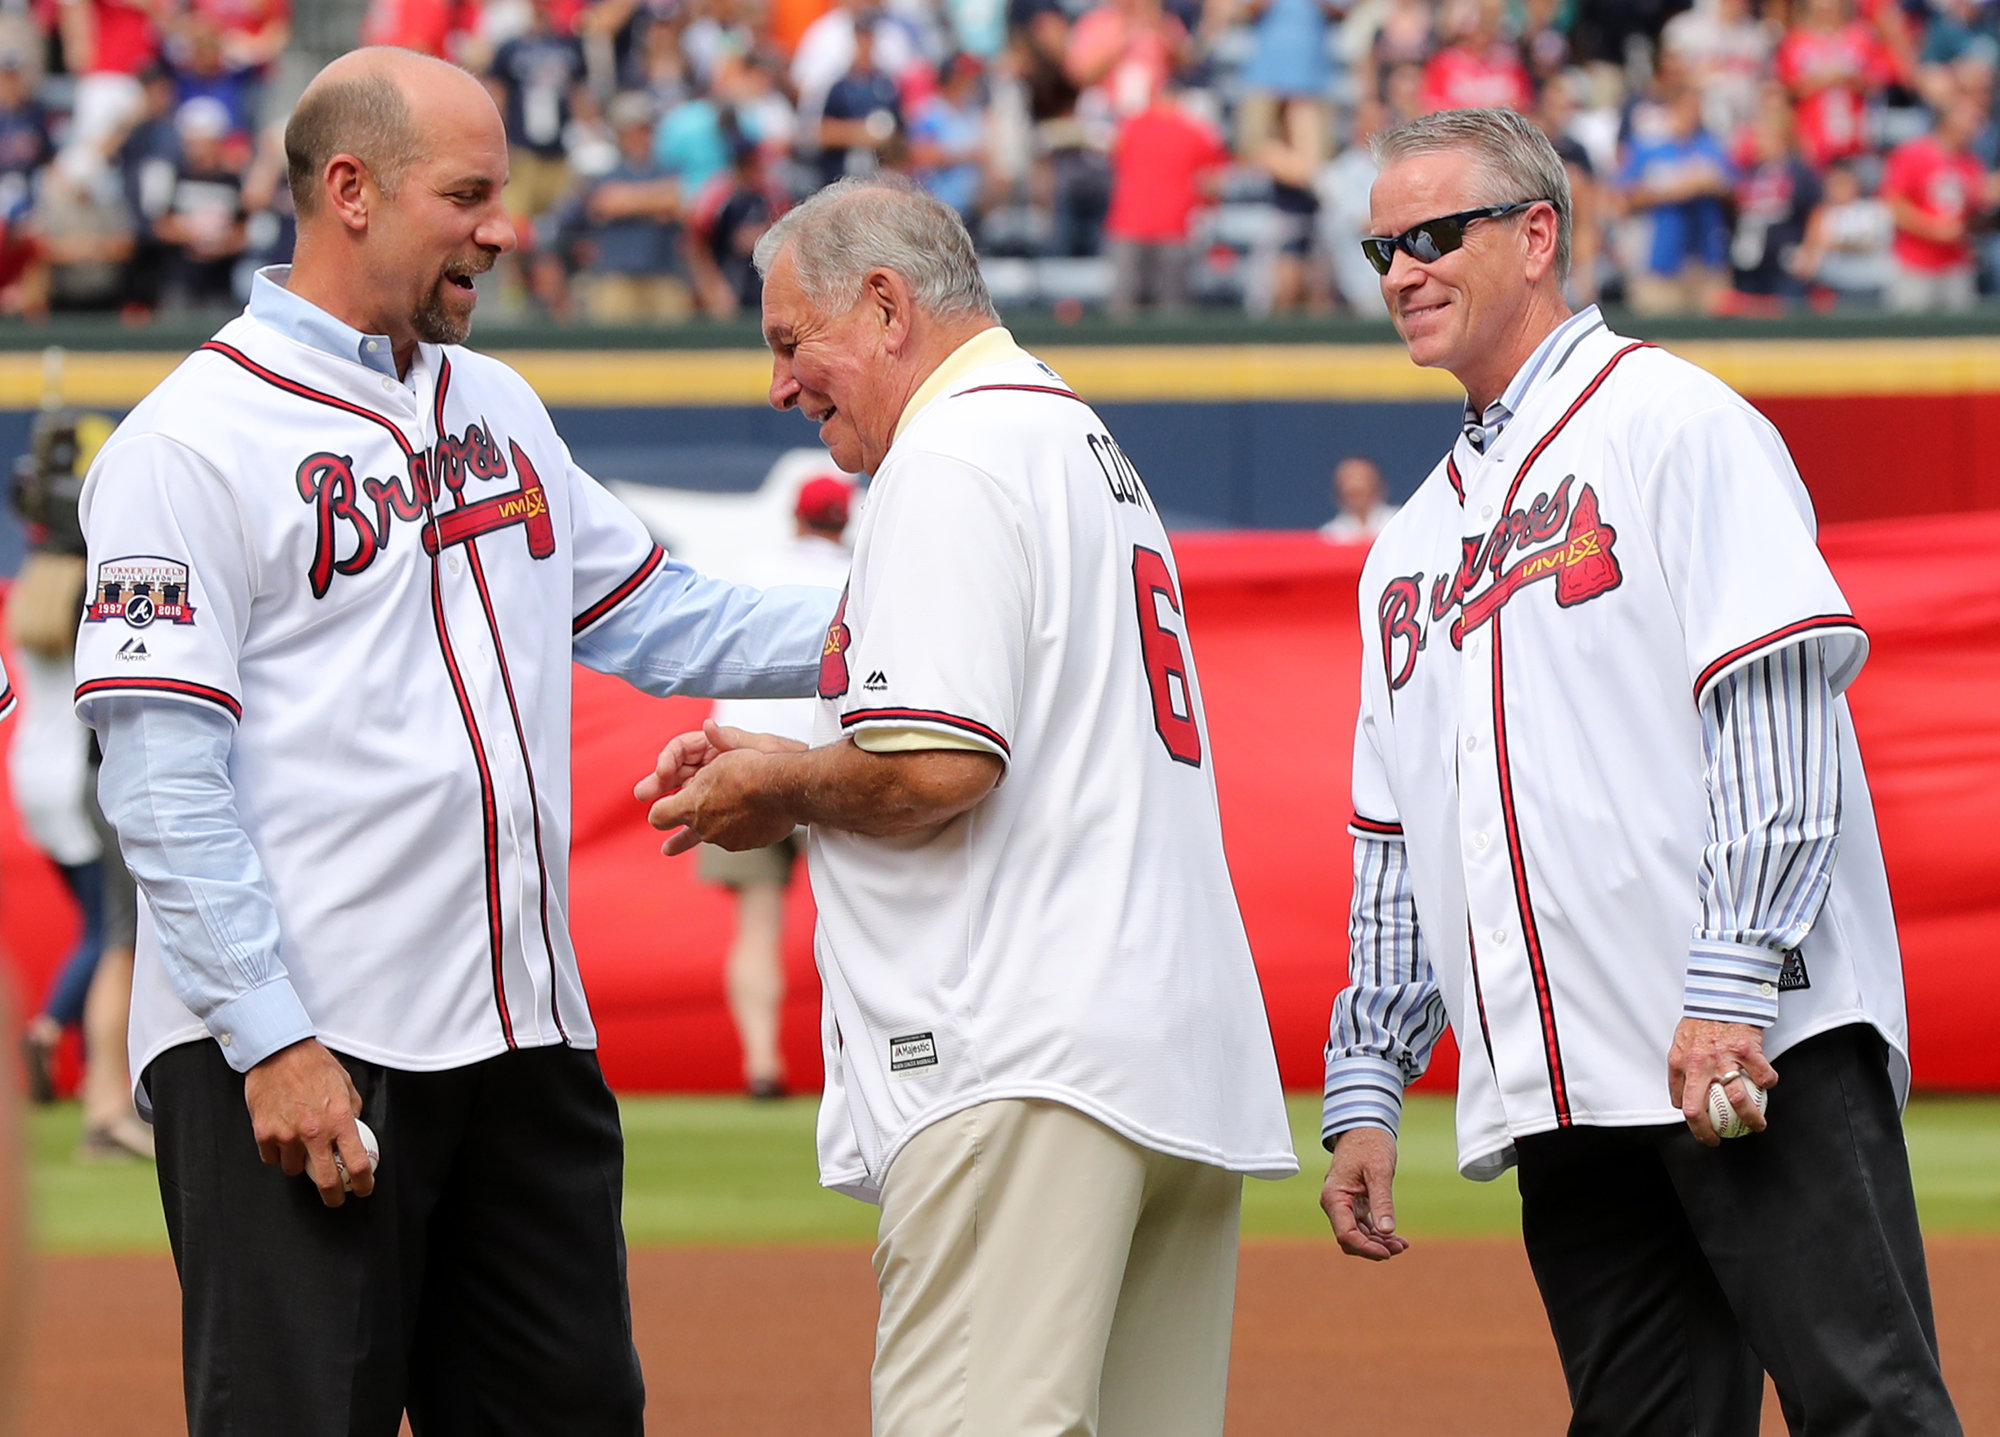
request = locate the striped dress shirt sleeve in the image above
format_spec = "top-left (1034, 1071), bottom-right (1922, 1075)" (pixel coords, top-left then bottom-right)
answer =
top-left (1320, 834), bottom-right (1449, 1146)
top-left (1684, 639), bottom-right (1842, 1027)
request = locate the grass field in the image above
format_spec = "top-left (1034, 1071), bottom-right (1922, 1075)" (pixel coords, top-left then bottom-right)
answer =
top-left (27, 1094), bottom-right (2000, 1253)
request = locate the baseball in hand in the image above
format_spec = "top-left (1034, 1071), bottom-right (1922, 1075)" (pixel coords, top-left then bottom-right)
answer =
top-left (334, 1118), bottom-right (381, 1192)
top-left (1707, 1078), bottom-right (1767, 1139)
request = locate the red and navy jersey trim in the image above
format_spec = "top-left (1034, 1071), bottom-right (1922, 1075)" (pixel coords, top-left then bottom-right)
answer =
top-left (955, 383), bottom-right (1088, 404)
top-left (840, 706), bottom-right (1010, 756)
top-left (1445, 456), bottom-right (1465, 505)
top-left (574, 546), bottom-right (665, 636)
top-left (0, 683), bottom-right (15, 718)
top-left (75, 676), bottom-right (243, 721)
top-left (1695, 614), bottom-right (1863, 699)
top-left (1349, 812), bottom-right (1404, 838)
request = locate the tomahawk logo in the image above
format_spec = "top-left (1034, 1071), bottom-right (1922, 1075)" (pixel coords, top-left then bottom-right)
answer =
top-left (819, 586), bottom-right (852, 699)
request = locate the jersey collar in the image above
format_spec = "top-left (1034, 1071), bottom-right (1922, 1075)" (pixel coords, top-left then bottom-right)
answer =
top-left (893, 325), bottom-right (1030, 443)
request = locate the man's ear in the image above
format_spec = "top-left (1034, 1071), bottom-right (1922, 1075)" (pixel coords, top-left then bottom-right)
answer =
top-left (866, 268), bottom-right (916, 352)
top-left (1522, 200), bottom-right (1561, 285)
top-left (321, 154), bottom-right (374, 234)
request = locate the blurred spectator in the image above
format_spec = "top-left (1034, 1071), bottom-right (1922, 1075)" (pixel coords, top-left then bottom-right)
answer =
top-left (1775, 0), bottom-right (1901, 170)
top-left (184, 0), bottom-right (290, 75)
top-left (1662, 0), bottom-right (1773, 142)
top-left (688, 134), bottom-right (788, 313)
top-left (1516, 0), bottom-right (1571, 90)
top-left (910, 51), bottom-right (989, 218)
top-left (362, 0), bottom-right (483, 59)
top-left (165, 13), bottom-right (258, 134)
top-left (1104, 74), bottom-right (1227, 311)
top-left (1381, 56), bottom-right (1425, 125)
top-left (154, 96), bottom-right (247, 310)
top-left (1919, 0), bottom-right (1999, 111)
top-left (1318, 454), bottom-right (1397, 540)
top-left (1003, 0), bottom-right (1109, 256)
top-left (1537, 70), bottom-right (1601, 303)
top-left (576, 88), bottom-right (693, 320)
top-left (656, 81), bottom-right (735, 191)
top-left (493, 0), bottom-right (588, 220)
top-left (1068, 0), bottom-right (1189, 119)
top-left (1252, 94), bottom-right (1331, 313)
top-left (58, 0), bottom-right (164, 162)
top-left (1420, 0), bottom-right (1532, 112)
top-left (1235, 0), bottom-right (1339, 158)
top-left (113, 61), bottom-right (178, 310)
top-left (818, 19), bottom-right (903, 183)
top-left (1316, 94), bottom-right (1388, 315)
top-left (1618, 80), bottom-right (1733, 313)
top-left (1882, 89), bottom-right (1991, 311)
top-left (236, 118), bottom-right (294, 293)
top-left (1370, 0), bottom-right (1435, 88)
top-left (1723, 94), bottom-right (1821, 314)
top-left (28, 161), bottom-right (136, 313)
top-left (1798, 158), bottom-right (1893, 301)
top-left (0, 48), bottom-right (50, 225)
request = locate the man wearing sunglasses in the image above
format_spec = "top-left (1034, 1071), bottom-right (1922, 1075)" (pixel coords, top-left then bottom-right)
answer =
top-left (1319, 107), bottom-right (1959, 1436)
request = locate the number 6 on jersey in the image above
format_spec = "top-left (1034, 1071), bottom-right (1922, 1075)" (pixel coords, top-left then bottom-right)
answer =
top-left (1132, 545), bottom-right (1203, 767)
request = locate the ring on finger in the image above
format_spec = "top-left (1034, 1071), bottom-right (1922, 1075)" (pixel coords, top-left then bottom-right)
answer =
top-left (1717, 1068), bottom-right (1745, 1086)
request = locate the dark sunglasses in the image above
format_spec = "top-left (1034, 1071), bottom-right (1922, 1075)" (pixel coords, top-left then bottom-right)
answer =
top-left (1361, 200), bottom-right (1540, 275)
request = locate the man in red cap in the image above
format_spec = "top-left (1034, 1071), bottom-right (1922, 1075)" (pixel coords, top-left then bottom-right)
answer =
top-left (698, 474), bottom-right (855, 1096)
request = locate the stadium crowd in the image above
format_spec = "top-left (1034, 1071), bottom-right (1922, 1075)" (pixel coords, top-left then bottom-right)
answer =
top-left (0, 0), bottom-right (1993, 321)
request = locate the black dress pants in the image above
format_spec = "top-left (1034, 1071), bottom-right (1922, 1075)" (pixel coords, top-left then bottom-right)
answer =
top-left (148, 1040), bottom-right (645, 1437)
top-left (1515, 1023), bottom-right (1960, 1437)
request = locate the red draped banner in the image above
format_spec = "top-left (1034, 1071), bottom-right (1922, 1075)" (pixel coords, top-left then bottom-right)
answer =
top-left (5, 511), bottom-right (1997, 1092)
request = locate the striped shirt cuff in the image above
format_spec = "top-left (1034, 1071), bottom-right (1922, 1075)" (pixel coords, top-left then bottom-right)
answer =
top-left (1322, 1054), bottom-right (1408, 1148)
top-left (1683, 939), bottom-right (1786, 1027)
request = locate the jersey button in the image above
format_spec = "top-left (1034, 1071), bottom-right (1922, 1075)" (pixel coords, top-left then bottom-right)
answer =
top-left (380, 377), bottom-right (396, 393)
top-left (448, 553), bottom-right (463, 575)
top-left (1464, 735), bottom-right (1478, 751)
top-left (1473, 832), bottom-right (1489, 849)
top-left (1481, 505), bottom-right (1494, 520)
top-left (1491, 929), bottom-right (1507, 944)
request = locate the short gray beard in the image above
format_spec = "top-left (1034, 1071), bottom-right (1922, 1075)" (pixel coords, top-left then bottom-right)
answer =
top-left (413, 257), bottom-right (492, 346)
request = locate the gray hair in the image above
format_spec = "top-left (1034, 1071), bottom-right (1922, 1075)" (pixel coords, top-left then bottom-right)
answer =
top-left (1372, 107), bottom-right (1573, 281)
top-left (752, 175), bottom-right (999, 322)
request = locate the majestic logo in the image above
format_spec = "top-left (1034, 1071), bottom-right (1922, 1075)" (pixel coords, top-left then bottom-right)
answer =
top-left (296, 420), bottom-right (555, 599)
top-left (1381, 476), bottom-right (1623, 691)
top-left (862, 669), bottom-right (887, 692)
top-left (888, 1031), bottom-right (938, 1073)
top-left (86, 556), bottom-right (197, 629)
top-left (115, 638), bottom-right (149, 661)
top-left (819, 585), bottom-right (852, 699)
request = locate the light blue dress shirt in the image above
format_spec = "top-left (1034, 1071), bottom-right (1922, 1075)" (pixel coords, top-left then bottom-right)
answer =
top-left (94, 275), bottom-right (836, 1074)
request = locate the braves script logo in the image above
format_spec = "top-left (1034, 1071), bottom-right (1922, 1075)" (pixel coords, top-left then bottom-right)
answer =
top-left (819, 585), bottom-right (852, 699)
top-left (86, 556), bottom-right (197, 629)
top-left (296, 421), bottom-right (555, 599)
top-left (1380, 476), bottom-right (1623, 691)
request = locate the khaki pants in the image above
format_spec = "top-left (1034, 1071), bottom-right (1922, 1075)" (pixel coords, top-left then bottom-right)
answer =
top-left (579, 272), bottom-right (694, 324)
top-left (872, 1098), bottom-right (1242, 1437)
top-left (1627, 263), bottom-right (1726, 315)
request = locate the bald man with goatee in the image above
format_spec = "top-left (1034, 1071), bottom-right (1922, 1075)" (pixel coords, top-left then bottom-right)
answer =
top-left (70, 48), bottom-right (836, 1436)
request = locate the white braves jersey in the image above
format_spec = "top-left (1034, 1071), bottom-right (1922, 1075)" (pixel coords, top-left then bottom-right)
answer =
top-left (712, 532), bottom-right (852, 745)
top-left (1354, 326), bottom-right (1906, 1179)
top-left (73, 315), bottom-right (691, 1080)
top-left (807, 343), bottom-right (1296, 1201)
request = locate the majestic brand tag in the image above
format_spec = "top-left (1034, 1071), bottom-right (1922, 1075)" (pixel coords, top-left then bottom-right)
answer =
top-left (888, 1032), bottom-right (938, 1073)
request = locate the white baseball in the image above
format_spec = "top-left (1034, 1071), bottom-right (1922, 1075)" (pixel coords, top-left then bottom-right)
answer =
top-left (334, 1118), bottom-right (381, 1192)
top-left (1707, 1078), bottom-right (1767, 1139)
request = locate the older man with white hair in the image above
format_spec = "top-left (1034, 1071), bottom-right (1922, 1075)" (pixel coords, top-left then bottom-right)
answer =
top-left (636, 176), bottom-right (1296, 1437)
top-left (1322, 107), bottom-right (1960, 1436)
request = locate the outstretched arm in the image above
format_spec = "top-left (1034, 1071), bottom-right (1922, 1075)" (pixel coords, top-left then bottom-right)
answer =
top-left (635, 719), bottom-right (1002, 851)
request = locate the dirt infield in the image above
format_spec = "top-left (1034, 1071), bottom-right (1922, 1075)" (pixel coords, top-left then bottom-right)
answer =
top-left (20, 1239), bottom-right (1999, 1435)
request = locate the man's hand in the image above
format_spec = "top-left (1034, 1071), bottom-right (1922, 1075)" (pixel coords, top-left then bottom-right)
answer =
top-left (1320, 1127), bottom-right (1409, 1261)
top-left (643, 732), bottom-right (801, 855)
top-left (1668, 1017), bottom-right (1779, 1146)
top-left (242, 1037), bottom-right (372, 1207)
top-left (634, 720), bottom-right (808, 808)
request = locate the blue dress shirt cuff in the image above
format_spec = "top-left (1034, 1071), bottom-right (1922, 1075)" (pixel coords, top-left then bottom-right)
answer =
top-left (205, 979), bottom-right (317, 1072)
